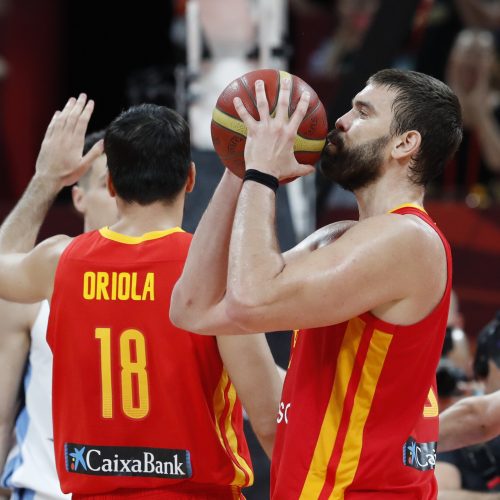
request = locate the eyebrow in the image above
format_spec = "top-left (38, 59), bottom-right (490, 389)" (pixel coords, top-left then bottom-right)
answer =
top-left (352, 99), bottom-right (376, 115)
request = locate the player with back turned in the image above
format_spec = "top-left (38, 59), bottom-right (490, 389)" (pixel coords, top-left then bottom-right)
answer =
top-left (170, 69), bottom-right (463, 499)
top-left (0, 97), bottom-right (282, 499)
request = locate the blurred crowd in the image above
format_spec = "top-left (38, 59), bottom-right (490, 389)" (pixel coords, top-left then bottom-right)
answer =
top-left (436, 294), bottom-right (500, 497)
top-left (292, 0), bottom-right (500, 208)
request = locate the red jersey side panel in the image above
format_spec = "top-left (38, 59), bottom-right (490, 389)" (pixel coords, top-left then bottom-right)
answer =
top-left (47, 228), bottom-right (252, 495)
top-left (271, 206), bottom-right (451, 499)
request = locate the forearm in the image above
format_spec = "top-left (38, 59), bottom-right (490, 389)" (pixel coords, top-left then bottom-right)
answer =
top-left (217, 334), bottom-right (282, 459)
top-left (171, 171), bottom-right (242, 330)
top-left (0, 173), bottom-right (60, 253)
top-left (439, 396), bottom-right (491, 451)
top-left (227, 182), bottom-right (284, 310)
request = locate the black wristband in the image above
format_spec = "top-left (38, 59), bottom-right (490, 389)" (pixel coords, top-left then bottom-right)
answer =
top-left (243, 169), bottom-right (279, 193)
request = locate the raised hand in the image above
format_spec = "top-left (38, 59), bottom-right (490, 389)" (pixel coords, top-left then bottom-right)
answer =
top-left (233, 77), bottom-right (315, 181)
top-left (35, 93), bottom-right (102, 188)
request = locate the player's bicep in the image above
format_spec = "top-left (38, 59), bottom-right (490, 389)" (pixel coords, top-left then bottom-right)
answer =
top-left (228, 218), bottom-right (411, 332)
top-left (282, 220), bottom-right (357, 265)
top-left (0, 235), bottom-right (69, 303)
top-left (479, 392), bottom-right (500, 439)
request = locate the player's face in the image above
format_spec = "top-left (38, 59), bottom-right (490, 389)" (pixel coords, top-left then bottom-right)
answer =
top-left (77, 154), bottom-right (118, 231)
top-left (320, 84), bottom-right (394, 191)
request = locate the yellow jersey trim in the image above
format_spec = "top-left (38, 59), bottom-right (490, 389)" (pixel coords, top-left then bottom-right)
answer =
top-left (300, 317), bottom-right (365, 498)
top-left (330, 328), bottom-right (393, 499)
top-left (98, 227), bottom-right (184, 245)
top-left (213, 370), bottom-right (254, 487)
top-left (389, 203), bottom-right (427, 214)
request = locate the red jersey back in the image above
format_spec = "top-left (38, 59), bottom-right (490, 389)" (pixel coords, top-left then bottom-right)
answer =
top-left (271, 205), bottom-right (451, 499)
top-left (47, 227), bottom-right (252, 496)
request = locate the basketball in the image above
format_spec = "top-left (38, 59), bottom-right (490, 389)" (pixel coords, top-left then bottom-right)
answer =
top-left (211, 69), bottom-right (328, 181)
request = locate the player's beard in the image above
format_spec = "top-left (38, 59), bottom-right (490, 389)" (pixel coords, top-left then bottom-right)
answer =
top-left (320, 130), bottom-right (391, 192)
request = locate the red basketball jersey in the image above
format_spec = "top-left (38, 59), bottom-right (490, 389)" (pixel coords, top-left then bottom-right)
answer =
top-left (47, 227), bottom-right (252, 497)
top-left (271, 205), bottom-right (452, 499)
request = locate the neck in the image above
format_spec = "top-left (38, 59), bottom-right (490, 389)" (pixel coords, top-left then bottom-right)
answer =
top-left (354, 165), bottom-right (424, 219)
top-left (109, 196), bottom-right (185, 236)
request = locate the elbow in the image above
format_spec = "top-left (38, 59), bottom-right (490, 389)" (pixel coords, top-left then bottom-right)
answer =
top-left (225, 288), bottom-right (264, 332)
top-left (460, 397), bottom-right (493, 442)
top-left (169, 285), bottom-right (197, 332)
top-left (249, 416), bottom-right (277, 458)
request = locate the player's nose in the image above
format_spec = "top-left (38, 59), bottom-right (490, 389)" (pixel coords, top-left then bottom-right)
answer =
top-left (335, 112), bottom-right (350, 132)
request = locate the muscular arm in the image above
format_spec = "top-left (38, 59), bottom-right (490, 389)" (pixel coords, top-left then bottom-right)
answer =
top-left (170, 170), bottom-right (250, 334)
top-left (282, 220), bottom-right (357, 264)
top-left (170, 168), bottom-right (358, 335)
top-left (226, 200), bottom-right (435, 332)
top-left (0, 236), bottom-right (70, 304)
top-left (439, 392), bottom-right (500, 452)
top-left (217, 335), bottom-right (283, 458)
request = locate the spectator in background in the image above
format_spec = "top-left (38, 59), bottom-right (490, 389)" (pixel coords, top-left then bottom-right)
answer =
top-left (446, 290), bottom-right (473, 379)
top-left (436, 290), bottom-right (472, 413)
top-left (441, 28), bottom-right (500, 205)
top-left (437, 312), bottom-right (500, 498)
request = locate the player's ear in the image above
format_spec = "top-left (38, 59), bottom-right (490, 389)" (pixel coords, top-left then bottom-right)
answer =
top-left (72, 185), bottom-right (86, 215)
top-left (185, 162), bottom-right (196, 193)
top-left (392, 130), bottom-right (421, 161)
top-left (107, 173), bottom-right (117, 197)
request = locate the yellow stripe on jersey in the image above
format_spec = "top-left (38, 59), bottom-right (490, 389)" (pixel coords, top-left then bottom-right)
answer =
top-left (288, 329), bottom-right (300, 369)
top-left (99, 226), bottom-right (184, 244)
top-left (225, 383), bottom-right (254, 486)
top-left (299, 317), bottom-right (365, 499)
top-left (388, 203), bottom-right (427, 214)
top-left (213, 370), bottom-right (254, 487)
top-left (330, 329), bottom-right (393, 499)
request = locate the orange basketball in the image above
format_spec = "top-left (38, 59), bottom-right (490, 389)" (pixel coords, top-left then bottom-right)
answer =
top-left (210, 69), bottom-right (328, 181)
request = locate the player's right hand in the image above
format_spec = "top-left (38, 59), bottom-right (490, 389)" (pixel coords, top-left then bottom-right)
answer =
top-left (34, 93), bottom-right (103, 189)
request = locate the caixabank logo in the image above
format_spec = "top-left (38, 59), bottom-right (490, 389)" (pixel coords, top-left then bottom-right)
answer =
top-left (65, 443), bottom-right (192, 478)
top-left (403, 436), bottom-right (436, 472)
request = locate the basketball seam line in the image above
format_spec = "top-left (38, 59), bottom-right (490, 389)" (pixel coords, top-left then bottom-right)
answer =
top-left (241, 78), bottom-right (259, 115)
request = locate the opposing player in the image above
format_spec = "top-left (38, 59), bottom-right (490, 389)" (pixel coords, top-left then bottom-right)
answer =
top-left (0, 98), bottom-right (281, 499)
top-left (0, 97), bottom-right (106, 500)
top-left (170, 69), bottom-right (463, 498)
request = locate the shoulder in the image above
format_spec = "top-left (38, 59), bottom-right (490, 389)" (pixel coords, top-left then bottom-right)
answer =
top-left (33, 234), bottom-right (73, 256)
top-left (27, 235), bottom-right (73, 281)
top-left (337, 213), bottom-right (442, 258)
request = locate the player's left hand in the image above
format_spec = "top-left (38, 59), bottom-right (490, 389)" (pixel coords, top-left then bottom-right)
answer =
top-left (233, 78), bottom-right (315, 181)
top-left (34, 93), bottom-right (102, 189)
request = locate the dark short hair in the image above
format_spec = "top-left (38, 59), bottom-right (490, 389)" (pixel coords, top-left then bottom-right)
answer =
top-left (78, 130), bottom-right (106, 188)
top-left (368, 69), bottom-right (463, 186)
top-left (83, 129), bottom-right (106, 155)
top-left (104, 104), bottom-right (191, 205)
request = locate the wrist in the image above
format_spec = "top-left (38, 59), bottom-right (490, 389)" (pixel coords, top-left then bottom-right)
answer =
top-left (245, 163), bottom-right (280, 178)
top-left (32, 171), bottom-right (64, 193)
top-left (243, 169), bottom-right (279, 193)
